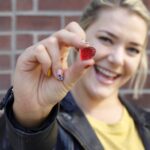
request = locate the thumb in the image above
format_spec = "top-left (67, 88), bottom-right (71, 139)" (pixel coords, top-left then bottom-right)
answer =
top-left (63, 54), bottom-right (95, 90)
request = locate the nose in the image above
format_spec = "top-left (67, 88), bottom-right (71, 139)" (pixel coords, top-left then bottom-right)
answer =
top-left (107, 46), bottom-right (125, 66)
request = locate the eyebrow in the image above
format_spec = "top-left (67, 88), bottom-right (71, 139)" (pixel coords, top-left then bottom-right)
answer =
top-left (98, 30), bottom-right (118, 39)
top-left (129, 42), bottom-right (143, 48)
top-left (98, 30), bottom-right (143, 48)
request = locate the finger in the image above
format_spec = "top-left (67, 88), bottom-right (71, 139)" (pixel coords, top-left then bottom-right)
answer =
top-left (62, 22), bottom-right (87, 68)
top-left (63, 56), bottom-right (95, 90)
top-left (17, 44), bottom-right (52, 76)
top-left (43, 29), bottom-right (87, 80)
top-left (53, 29), bottom-right (88, 49)
top-left (53, 29), bottom-right (88, 74)
top-left (52, 22), bottom-right (88, 69)
top-left (34, 44), bottom-right (52, 76)
top-left (65, 21), bottom-right (86, 41)
top-left (42, 37), bottom-right (63, 79)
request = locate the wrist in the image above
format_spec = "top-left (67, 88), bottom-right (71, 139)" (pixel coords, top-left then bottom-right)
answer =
top-left (13, 100), bottom-right (54, 128)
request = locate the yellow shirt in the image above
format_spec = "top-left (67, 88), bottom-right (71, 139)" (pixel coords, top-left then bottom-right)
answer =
top-left (86, 107), bottom-right (144, 150)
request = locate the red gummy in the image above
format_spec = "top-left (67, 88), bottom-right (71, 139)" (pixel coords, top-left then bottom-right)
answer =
top-left (80, 46), bottom-right (96, 60)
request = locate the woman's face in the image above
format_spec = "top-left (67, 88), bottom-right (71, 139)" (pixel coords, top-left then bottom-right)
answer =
top-left (78, 8), bottom-right (147, 100)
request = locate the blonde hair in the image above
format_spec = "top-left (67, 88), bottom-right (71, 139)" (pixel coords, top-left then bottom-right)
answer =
top-left (80, 0), bottom-right (150, 28)
top-left (70, 0), bottom-right (150, 99)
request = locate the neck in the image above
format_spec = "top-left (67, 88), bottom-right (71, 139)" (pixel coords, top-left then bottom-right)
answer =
top-left (71, 84), bottom-right (124, 124)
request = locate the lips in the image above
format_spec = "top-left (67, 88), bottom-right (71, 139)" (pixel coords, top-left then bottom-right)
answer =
top-left (94, 65), bottom-right (121, 84)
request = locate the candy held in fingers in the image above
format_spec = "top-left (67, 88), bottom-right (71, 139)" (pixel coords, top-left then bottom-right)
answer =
top-left (80, 46), bottom-right (96, 60)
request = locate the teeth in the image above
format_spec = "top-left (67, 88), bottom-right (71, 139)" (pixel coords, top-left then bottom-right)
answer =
top-left (96, 66), bottom-right (117, 78)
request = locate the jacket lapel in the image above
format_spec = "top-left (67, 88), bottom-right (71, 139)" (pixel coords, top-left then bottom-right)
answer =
top-left (58, 92), bottom-right (104, 150)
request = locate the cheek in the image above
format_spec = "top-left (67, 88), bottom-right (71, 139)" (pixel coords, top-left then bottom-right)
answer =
top-left (94, 47), bottom-right (109, 60)
top-left (81, 68), bottom-right (95, 86)
top-left (125, 59), bottom-right (140, 77)
top-left (121, 59), bottom-right (140, 86)
top-left (86, 37), bottom-right (109, 59)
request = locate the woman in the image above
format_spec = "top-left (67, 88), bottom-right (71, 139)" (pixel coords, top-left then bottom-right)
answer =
top-left (0, 0), bottom-right (150, 149)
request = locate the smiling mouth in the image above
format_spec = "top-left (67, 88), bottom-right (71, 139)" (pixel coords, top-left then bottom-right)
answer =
top-left (94, 65), bottom-right (121, 84)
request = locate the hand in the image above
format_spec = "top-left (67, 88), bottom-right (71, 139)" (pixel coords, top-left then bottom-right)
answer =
top-left (12, 22), bottom-right (95, 127)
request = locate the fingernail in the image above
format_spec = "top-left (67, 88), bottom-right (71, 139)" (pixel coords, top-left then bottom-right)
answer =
top-left (84, 65), bottom-right (91, 69)
top-left (81, 40), bottom-right (90, 46)
top-left (47, 69), bottom-right (51, 77)
top-left (55, 69), bottom-right (64, 81)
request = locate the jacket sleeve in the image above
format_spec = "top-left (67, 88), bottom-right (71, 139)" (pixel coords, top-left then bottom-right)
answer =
top-left (3, 87), bottom-right (59, 150)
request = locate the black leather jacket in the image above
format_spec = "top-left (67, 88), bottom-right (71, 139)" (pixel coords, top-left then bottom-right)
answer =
top-left (0, 88), bottom-right (150, 150)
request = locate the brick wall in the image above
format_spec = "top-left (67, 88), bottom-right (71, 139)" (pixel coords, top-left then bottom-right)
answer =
top-left (0, 0), bottom-right (150, 109)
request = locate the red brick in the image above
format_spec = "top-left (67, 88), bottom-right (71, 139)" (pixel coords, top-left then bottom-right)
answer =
top-left (0, 17), bottom-right (11, 31)
top-left (65, 16), bottom-right (80, 26)
top-left (0, 55), bottom-right (11, 70)
top-left (0, 94), bottom-right (5, 102)
top-left (15, 54), bottom-right (21, 63)
top-left (0, 74), bottom-right (11, 90)
top-left (16, 34), bottom-right (33, 49)
top-left (38, 34), bottom-right (52, 41)
top-left (125, 93), bottom-right (150, 109)
top-left (143, 0), bottom-right (150, 10)
top-left (147, 35), bottom-right (150, 50)
top-left (147, 54), bottom-right (150, 69)
top-left (144, 73), bottom-right (150, 88)
top-left (0, 0), bottom-right (11, 11)
top-left (17, 16), bottom-right (61, 31)
top-left (38, 0), bottom-right (91, 10)
top-left (16, 0), bottom-right (33, 10)
top-left (0, 36), bottom-right (11, 50)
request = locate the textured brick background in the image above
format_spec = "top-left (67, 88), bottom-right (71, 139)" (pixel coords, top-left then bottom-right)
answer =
top-left (0, 0), bottom-right (150, 109)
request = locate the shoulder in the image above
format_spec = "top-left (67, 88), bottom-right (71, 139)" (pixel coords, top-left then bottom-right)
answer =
top-left (120, 95), bottom-right (150, 126)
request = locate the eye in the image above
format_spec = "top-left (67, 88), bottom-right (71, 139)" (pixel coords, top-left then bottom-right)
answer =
top-left (98, 36), bottom-right (113, 45)
top-left (127, 47), bottom-right (140, 56)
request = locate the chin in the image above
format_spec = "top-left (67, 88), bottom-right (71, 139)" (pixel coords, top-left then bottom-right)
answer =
top-left (87, 86), bottom-right (117, 100)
